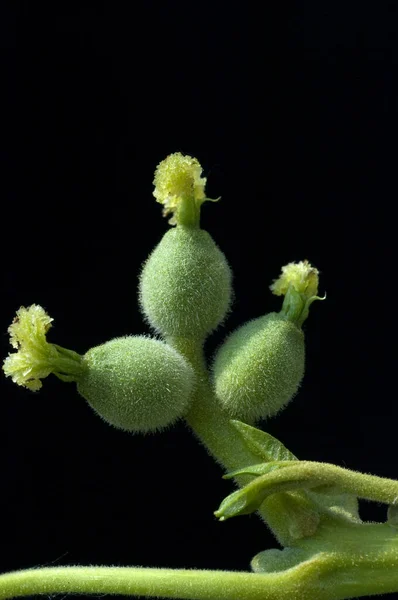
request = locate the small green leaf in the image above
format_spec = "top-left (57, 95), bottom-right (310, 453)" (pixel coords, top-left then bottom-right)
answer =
top-left (227, 422), bottom-right (363, 531)
top-left (230, 420), bottom-right (297, 462)
top-left (215, 464), bottom-right (320, 522)
top-left (231, 421), bottom-right (361, 523)
top-left (251, 548), bottom-right (312, 573)
top-left (387, 502), bottom-right (398, 528)
top-left (214, 488), bottom-right (252, 521)
top-left (223, 460), bottom-right (291, 480)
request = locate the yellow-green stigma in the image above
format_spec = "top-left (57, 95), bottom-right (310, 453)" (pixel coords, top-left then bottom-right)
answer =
top-left (270, 261), bottom-right (324, 327)
top-left (153, 152), bottom-right (218, 227)
top-left (3, 305), bottom-right (86, 390)
top-left (270, 260), bottom-right (319, 299)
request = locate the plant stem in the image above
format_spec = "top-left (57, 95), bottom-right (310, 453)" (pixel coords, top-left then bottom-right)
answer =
top-left (1, 539), bottom-right (398, 600)
top-left (0, 567), bottom-right (294, 600)
top-left (283, 461), bottom-right (398, 504)
top-left (170, 337), bottom-right (258, 470)
top-left (167, 337), bottom-right (318, 545)
top-left (297, 519), bottom-right (398, 597)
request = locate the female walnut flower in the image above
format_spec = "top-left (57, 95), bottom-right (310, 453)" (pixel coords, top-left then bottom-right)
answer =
top-left (3, 305), bottom-right (86, 390)
top-left (212, 260), bottom-right (323, 422)
top-left (270, 260), bottom-right (324, 327)
top-left (153, 152), bottom-right (218, 227)
top-left (139, 152), bottom-right (231, 339)
top-left (2, 306), bottom-right (195, 433)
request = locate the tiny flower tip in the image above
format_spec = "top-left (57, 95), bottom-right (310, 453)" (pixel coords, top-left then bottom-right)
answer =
top-left (3, 305), bottom-right (54, 390)
top-left (153, 152), bottom-right (213, 225)
top-left (153, 152), bottom-right (206, 207)
top-left (8, 304), bottom-right (53, 350)
top-left (3, 353), bottom-right (45, 390)
top-left (270, 260), bottom-right (319, 299)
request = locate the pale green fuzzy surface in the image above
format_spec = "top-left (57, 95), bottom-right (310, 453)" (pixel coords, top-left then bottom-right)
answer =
top-left (139, 226), bottom-right (232, 339)
top-left (213, 313), bottom-right (304, 421)
top-left (77, 336), bottom-right (195, 433)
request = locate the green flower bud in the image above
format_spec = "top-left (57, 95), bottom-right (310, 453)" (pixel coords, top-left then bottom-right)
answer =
top-left (77, 336), bottom-right (195, 433)
top-left (212, 313), bottom-right (304, 422)
top-left (139, 226), bottom-right (232, 339)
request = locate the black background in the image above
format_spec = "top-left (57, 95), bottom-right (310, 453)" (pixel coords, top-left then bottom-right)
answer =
top-left (1, 2), bottom-right (397, 599)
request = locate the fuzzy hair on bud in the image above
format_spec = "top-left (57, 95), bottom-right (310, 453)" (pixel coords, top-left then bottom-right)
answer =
top-left (139, 227), bottom-right (232, 340)
top-left (77, 336), bottom-right (195, 433)
top-left (212, 313), bottom-right (304, 422)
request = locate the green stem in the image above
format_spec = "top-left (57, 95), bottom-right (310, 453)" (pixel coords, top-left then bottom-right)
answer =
top-left (177, 197), bottom-right (201, 227)
top-left (297, 519), bottom-right (398, 597)
top-left (51, 344), bottom-right (87, 377)
top-left (1, 540), bottom-right (397, 600)
top-left (299, 517), bottom-right (398, 552)
top-left (170, 337), bottom-right (257, 470)
top-left (0, 567), bottom-right (294, 600)
top-left (167, 337), bottom-right (317, 545)
top-left (292, 461), bottom-right (398, 504)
